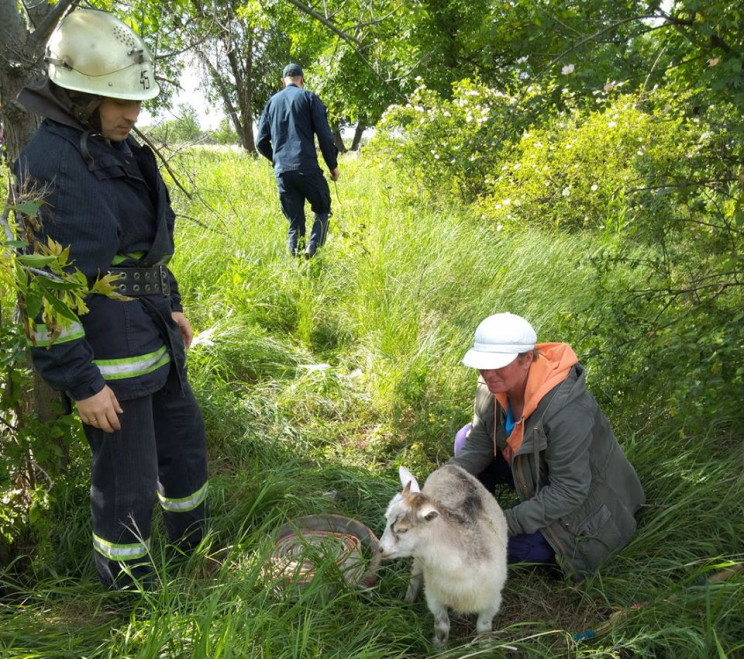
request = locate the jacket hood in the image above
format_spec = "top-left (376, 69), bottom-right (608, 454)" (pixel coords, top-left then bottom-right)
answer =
top-left (497, 342), bottom-right (579, 459)
top-left (17, 78), bottom-right (100, 132)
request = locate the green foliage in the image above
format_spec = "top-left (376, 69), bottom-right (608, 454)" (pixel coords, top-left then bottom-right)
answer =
top-left (474, 93), bottom-right (686, 231)
top-left (207, 118), bottom-right (239, 145)
top-left (145, 104), bottom-right (204, 145)
top-left (371, 78), bottom-right (520, 201)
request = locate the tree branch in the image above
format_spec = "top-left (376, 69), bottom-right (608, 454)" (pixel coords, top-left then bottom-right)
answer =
top-left (283, 0), bottom-right (362, 46)
top-left (133, 127), bottom-right (192, 199)
top-left (27, 0), bottom-right (79, 50)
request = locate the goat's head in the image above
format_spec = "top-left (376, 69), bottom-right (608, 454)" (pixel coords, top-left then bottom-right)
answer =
top-left (379, 466), bottom-right (440, 559)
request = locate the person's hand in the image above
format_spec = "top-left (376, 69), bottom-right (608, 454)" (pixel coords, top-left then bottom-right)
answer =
top-left (330, 167), bottom-right (340, 181)
top-left (172, 311), bottom-right (194, 348)
top-left (76, 386), bottom-right (123, 433)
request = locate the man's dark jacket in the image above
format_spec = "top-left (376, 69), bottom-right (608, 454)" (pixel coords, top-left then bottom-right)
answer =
top-left (256, 83), bottom-right (338, 174)
top-left (15, 94), bottom-right (184, 403)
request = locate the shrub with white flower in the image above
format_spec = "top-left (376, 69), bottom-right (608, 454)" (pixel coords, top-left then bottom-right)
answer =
top-left (472, 91), bottom-right (689, 231)
top-left (369, 77), bottom-right (517, 200)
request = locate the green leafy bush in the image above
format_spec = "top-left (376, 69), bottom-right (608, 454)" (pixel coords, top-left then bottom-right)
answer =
top-left (370, 77), bottom-right (518, 201)
top-left (474, 93), bottom-right (688, 231)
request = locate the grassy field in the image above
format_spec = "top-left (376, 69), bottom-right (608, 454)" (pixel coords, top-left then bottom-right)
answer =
top-left (1, 147), bottom-right (742, 658)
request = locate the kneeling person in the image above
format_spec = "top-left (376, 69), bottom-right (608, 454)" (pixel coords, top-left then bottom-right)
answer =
top-left (449, 312), bottom-right (644, 578)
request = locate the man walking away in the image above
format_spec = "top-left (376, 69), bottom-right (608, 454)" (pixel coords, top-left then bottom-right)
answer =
top-left (256, 63), bottom-right (339, 259)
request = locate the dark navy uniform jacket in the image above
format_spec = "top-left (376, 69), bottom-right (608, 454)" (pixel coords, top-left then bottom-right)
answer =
top-left (15, 119), bottom-right (185, 402)
top-left (256, 83), bottom-right (338, 174)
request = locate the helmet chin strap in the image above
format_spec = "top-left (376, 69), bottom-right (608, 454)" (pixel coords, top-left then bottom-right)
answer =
top-left (44, 55), bottom-right (73, 70)
top-left (69, 94), bottom-right (103, 129)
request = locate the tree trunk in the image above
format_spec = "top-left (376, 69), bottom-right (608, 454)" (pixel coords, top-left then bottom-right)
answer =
top-left (351, 120), bottom-right (366, 151)
top-left (194, 46), bottom-right (256, 154)
top-left (0, 0), bottom-right (74, 164)
top-left (332, 125), bottom-right (347, 153)
top-left (0, 6), bottom-right (40, 165)
top-left (1, 0), bottom-right (77, 450)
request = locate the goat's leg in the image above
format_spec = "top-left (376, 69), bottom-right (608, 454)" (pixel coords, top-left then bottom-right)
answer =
top-left (428, 599), bottom-right (450, 648)
top-left (404, 558), bottom-right (423, 602)
top-left (474, 592), bottom-right (501, 639)
top-left (475, 610), bottom-right (496, 636)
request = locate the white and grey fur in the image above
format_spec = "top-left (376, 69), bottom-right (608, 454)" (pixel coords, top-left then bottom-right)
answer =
top-left (379, 464), bottom-right (508, 647)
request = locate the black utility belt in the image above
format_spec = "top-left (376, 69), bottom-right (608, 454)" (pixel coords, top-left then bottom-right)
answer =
top-left (108, 265), bottom-right (171, 296)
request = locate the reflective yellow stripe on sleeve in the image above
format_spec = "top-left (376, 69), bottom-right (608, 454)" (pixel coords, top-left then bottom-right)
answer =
top-left (30, 322), bottom-right (85, 347)
top-left (93, 345), bottom-right (171, 380)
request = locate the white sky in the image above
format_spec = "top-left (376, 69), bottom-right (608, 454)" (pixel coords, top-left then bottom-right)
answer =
top-left (142, 66), bottom-right (225, 130)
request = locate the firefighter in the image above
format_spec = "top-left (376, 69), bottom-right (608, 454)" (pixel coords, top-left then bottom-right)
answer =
top-left (14, 8), bottom-right (208, 590)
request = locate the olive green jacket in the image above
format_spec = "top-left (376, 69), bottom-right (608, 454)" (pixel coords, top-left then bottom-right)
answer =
top-left (449, 364), bottom-right (645, 577)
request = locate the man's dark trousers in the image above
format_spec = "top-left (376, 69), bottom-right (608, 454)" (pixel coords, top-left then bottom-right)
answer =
top-left (84, 374), bottom-right (208, 589)
top-left (276, 169), bottom-right (332, 254)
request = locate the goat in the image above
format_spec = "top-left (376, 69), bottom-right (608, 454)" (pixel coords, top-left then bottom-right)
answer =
top-left (379, 465), bottom-right (508, 647)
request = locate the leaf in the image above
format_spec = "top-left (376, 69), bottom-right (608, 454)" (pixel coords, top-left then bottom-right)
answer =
top-left (16, 254), bottom-right (57, 267)
top-left (25, 292), bottom-right (42, 320)
top-left (12, 201), bottom-right (45, 216)
top-left (3, 240), bottom-right (28, 249)
top-left (40, 289), bottom-right (79, 323)
top-left (34, 277), bottom-right (86, 291)
top-left (91, 273), bottom-right (133, 301)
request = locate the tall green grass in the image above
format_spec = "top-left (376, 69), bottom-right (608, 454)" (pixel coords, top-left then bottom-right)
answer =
top-left (1, 147), bottom-right (741, 658)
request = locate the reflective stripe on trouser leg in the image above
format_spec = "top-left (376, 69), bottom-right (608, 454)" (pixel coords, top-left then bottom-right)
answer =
top-left (84, 395), bottom-right (159, 589)
top-left (152, 377), bottom-right (209, 550)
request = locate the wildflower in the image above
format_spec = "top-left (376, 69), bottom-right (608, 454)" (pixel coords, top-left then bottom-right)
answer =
top-left (562, 63), bottom-right (575, 75)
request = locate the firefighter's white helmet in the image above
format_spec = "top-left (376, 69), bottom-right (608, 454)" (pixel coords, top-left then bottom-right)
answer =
top-left (45, 9), bottom-right (160, 101)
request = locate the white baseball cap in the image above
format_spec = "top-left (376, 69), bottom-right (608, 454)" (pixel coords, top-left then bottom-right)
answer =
top-left (462, 312), bottom-right (537, 370)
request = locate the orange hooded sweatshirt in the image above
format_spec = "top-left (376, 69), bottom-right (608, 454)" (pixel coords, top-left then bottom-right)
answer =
top-left (496, 342), bottom-right (579, 461)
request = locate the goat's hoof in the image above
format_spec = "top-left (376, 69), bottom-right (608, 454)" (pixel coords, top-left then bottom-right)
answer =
top-left (474, 632), bottom-right (494, 647)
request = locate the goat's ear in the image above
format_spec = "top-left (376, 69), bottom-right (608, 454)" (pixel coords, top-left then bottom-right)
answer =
top-left (399, 466), bottom-right (421, 493)
top-left (420, 504), bottom-right (439, 522)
